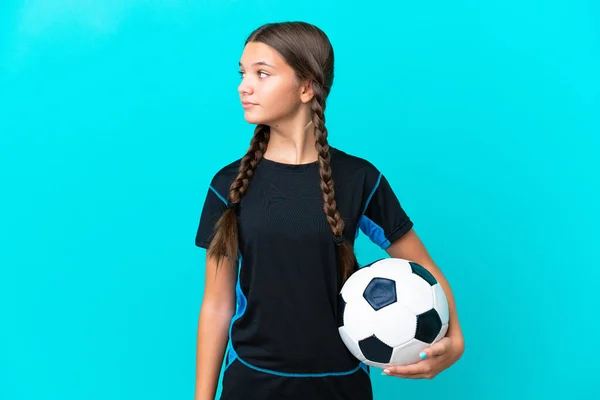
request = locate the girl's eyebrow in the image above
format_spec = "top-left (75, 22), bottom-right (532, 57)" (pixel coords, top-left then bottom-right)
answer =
top-left (239, 61), bottom-right (277, 69)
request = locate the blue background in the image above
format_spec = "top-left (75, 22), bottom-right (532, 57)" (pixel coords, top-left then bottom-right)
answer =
top-left (1, 1), bottom-right (598, 399)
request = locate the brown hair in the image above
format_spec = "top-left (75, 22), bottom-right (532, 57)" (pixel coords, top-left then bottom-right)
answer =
top-left (207, 21), bottom-right (359, 283)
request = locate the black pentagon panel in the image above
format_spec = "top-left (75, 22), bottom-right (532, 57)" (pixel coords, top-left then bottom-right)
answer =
top-left (410, 262), bottom-right (437, 285)
top-left (359, 335), bottom-right (393, 364)
top-left (363, 277), bottom-right (397, 311)
top-left (415, 309), bottom-right (442, 344)
top-left (337, 294), bottom-right (346, 327)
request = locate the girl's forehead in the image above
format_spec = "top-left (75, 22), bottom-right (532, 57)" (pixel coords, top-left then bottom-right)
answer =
top-left (240, 42), bottom-right (285, 68)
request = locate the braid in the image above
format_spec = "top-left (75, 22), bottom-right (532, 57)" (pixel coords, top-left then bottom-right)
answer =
top-left (207, 124), bottom-right (270, 268)
top-left (311, 82), bottom-right (359, 282)
top-left (229, 125), bottom-right (270, 203)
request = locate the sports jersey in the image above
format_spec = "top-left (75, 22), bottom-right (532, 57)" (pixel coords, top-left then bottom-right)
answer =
top-left (195, 146), bottom-right (414, 400)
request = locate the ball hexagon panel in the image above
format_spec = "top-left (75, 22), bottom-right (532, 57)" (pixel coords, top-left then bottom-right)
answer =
top-left (432, 283), bottom-right (449, 325)
top-left (364, 257), bottom-right (413, 281)
top-left (341, 296), bottom-right (378, 341)
top-left (393, 273), bottom-right (434, 315)
top-left (338, 326), bottom-right (366, 362)
top-left (358, 335), bottom-right (393, 364)
top-left (371, 302), bottom-right (417, 348)
top-left (340, 265), bottom-right (377, 303)
top-left (390, 338), bottom-right (429, 366)
top-left (363, 277), bottom-right (397, 311)
top-left (415, 308), bottom-right (442, 344)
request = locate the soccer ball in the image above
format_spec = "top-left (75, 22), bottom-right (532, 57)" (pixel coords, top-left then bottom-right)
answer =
top-left (338, 258), bottom-right (449, 368)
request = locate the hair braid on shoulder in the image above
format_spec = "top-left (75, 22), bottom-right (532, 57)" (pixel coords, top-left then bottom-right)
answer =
top-left (207, 124), bottom-right (270, 268)
top-left (310, 82), bottom-right (358, 282)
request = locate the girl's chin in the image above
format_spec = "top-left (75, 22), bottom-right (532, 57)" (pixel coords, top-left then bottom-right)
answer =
top-left (243, 113), bottom-right (270, 125)
top-left (244, 117), bottom-right (262, 125)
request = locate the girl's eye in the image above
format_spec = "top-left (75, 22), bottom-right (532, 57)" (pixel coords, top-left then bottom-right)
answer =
top-left (238, 70), bottom-right (269, 79)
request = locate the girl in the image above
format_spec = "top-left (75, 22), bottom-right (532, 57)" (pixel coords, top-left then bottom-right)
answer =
top-left (194, 21), bottom-right (464, 400)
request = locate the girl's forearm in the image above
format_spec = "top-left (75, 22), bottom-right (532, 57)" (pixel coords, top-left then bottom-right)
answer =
top-left (194, 304), bottom-right (233, 400)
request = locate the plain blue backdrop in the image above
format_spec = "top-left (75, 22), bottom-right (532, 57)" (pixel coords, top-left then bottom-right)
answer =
top-left (1, 1), bottom-right (598, 399)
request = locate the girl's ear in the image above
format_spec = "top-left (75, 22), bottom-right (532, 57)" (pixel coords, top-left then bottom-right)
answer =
top-left (300, 80), bottom-right (315, 104)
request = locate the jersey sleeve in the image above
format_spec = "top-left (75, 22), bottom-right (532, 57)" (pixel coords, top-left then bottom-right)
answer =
top-left (195, 184), bottom-right (228, 249)
top-left (359, 172), bottom-right (413, 250)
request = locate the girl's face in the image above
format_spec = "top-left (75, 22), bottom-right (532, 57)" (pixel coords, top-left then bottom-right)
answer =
top-left (238, 42), bottom-right (306, 125)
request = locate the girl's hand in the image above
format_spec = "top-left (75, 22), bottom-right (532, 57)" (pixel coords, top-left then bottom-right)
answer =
top-left (381, 333), bottom-right (464, 379)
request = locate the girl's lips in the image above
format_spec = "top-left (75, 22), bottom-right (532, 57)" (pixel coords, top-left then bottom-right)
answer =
top-left (242, 102), bottom-right (257, 109)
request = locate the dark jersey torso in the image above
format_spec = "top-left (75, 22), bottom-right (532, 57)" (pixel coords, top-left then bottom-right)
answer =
top-left (195, 146), bottom-right (413, 399)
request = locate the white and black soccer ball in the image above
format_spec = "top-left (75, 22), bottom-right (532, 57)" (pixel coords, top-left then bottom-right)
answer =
top-left (338, 258), bottom-right (449, 368)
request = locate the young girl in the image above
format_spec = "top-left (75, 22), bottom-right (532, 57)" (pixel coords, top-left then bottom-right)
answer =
top-left (194, 21), bottom-right (464, 400)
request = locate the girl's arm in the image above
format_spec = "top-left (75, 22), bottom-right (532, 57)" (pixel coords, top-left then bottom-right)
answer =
top-left (383, 228), bottom-right (464, 379)
top-left (194, 254), bottom-right (237, 400)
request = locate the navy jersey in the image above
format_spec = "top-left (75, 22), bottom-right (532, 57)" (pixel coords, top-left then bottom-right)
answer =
top-left (195, 146), bottom-right (413, 400)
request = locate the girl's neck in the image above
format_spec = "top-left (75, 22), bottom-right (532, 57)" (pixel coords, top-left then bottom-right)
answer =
top-left (263, 120), bottom-right (318, 165)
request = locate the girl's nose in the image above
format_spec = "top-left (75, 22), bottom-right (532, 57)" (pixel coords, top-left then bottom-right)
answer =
top-left (238, 80), bottom-right (254, 96)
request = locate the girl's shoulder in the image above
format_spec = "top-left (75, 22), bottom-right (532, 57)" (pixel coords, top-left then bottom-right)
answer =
top-left (207, 157), bottom-right (242, 200)
top-left (330, 146), bottom-right (382, 183)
